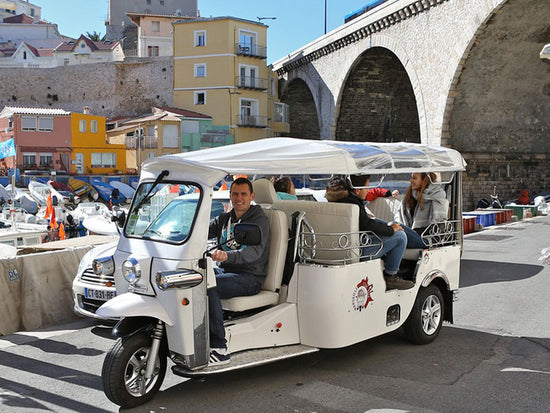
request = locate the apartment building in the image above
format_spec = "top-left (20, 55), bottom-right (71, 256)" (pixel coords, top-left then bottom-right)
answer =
top-left (172, 16), bottom-right (289, 145)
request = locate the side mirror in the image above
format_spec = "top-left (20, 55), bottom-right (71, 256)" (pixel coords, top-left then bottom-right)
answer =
top-left (233, 223), bottom-right (261, 246)
top-left (111, 209), bottom-right (126, 228)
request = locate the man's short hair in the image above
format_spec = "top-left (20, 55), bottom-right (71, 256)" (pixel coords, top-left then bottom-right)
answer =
top-left (350, 174), bottom-right (370, 188)
top-left (231, 177), bottom-right (253, 193)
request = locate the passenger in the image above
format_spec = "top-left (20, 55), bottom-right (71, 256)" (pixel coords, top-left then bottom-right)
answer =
top-left (400, 172), bottom-right (447, 248)
top-left (207, 177), bottom-right (271, 366)
top-left (366, 187), bottom-right (400, 202)
top-left (272, 176), bottom-right (298, 200)
top-left (325, 175), bottom-right (414, 290)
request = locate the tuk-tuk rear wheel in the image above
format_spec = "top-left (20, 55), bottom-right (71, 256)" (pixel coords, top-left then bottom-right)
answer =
top-left (102, 333), bottom-right (167, 408)
top-left (403, 284), bottom-right (444, 345)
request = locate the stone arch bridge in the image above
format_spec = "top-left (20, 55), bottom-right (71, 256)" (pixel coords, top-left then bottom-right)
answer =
top-left (272, 0), bottom-right (550, 209)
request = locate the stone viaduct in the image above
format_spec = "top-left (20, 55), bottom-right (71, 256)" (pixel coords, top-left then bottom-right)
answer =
top-left (272, 0), bottom-right (550, 209)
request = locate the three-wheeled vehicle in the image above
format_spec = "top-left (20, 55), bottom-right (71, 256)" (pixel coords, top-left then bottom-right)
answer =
top-left (95, 138), bottom-right (466, 408)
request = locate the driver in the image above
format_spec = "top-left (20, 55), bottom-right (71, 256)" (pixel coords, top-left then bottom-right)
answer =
top-left (207, 177), bottom-right (271, 366)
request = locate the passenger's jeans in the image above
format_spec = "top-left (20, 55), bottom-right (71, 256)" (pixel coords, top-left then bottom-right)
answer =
top-left (401, 225), bottom-right (427, 249)
top-left (362, 219), bottom-right (407, 275)
top-left (208, 268), bottom-right (262, 349)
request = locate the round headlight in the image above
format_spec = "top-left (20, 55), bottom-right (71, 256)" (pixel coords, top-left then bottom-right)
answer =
top-left (122, 257), bottom-right (141, 284)
top-left (92, 256), bottom-right (115, 276)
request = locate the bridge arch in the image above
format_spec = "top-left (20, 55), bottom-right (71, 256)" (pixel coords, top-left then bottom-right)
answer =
top-left (335, 43), bottom-right (421, 143)
top-left (279, 77), bottom-right (320, 140)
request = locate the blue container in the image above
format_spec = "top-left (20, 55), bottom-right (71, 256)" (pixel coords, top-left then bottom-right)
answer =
top-left (463, 211), bottom-right (496, 227)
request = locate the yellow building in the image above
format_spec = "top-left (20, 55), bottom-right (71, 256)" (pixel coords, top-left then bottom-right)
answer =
top-left (71, 110), bottom-right (127, 174)
top-left (172, 16), bottom-right (289, 144)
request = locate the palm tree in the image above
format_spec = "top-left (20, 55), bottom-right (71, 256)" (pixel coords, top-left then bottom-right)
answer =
top-left (86, 31), bottom-right (106, 42)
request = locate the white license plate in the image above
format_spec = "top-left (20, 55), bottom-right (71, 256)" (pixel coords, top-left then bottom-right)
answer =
top-left (84, 288), bottom-right (116, 301)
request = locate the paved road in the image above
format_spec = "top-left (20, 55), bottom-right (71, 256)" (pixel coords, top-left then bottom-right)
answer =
top-left (1, 215), bottom-right (549, 413)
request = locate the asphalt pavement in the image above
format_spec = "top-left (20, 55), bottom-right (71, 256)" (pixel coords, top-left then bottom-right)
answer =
top-left (0, 214), bottom-right (549, 413)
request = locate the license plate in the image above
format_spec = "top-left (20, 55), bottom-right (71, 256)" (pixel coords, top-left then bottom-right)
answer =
top-left (84, 288), bottom-right (116, 301)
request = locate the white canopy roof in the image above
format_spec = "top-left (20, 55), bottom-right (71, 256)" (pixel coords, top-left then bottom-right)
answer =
top-left (142, 138), bottom-right (466, 185)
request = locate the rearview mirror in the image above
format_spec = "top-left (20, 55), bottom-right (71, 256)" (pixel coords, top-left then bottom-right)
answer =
top-left (111, 209), bottom-right (126, 228)
top-left (234, 223), bottom-right (261, 246)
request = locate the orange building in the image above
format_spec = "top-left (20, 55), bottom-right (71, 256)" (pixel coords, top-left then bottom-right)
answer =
top-left (70, 108), bottom-right (126, 174)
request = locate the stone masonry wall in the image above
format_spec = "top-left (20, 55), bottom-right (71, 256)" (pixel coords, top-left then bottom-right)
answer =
top-left (0, 57), bottom-right (173, 118)
top-left (449, 0), bottom-right (550, 208)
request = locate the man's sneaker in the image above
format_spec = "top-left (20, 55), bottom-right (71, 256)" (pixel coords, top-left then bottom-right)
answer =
top-left (384, 273), bottom-right (415, 290)
top-left (209, 347), bottom-right (231, 366)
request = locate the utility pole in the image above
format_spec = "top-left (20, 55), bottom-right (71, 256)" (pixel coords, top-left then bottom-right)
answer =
top-left (324, 0), bottom-right (327, 34)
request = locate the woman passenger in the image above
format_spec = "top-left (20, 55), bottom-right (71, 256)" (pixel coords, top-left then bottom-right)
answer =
top-left (400, 172), bottom-right (447, 248)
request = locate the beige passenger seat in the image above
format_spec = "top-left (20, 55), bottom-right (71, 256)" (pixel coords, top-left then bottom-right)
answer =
top-left (221, 179), bottom-right (288, 312)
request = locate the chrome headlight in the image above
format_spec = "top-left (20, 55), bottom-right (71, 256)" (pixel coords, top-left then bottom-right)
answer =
top-left (156, 270), bottom-right (203, 290)
top-left (92, 256), bottom-right (115, 276)
top-left (122, 257), bottom-right (141, 285)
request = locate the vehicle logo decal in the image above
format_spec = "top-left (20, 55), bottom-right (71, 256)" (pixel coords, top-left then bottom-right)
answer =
top-left (352, 276), bottom-right (373, 311)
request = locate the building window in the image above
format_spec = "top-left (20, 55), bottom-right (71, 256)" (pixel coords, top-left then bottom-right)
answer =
top-left (39, 153), bottom-right (53, 167)
top-left (79, 119), bottom-right (86, 132)
top-left (23, 152), bottom-right (36, 167)
top-left (151, 21), bottom-right (160, 32)
top-left (274, 102), bottom-right (289, 123)
top-left (30, 8), bottom-right (35, 17)
top-left (194, 91), bottom-right (206, 105)
top-left (146, 0), bottom-right (151, 4)
top-left (23, 51), bottom-right (27, 60)
top-left (160, 0), bottom-right (164, 5)
top-left (91, 120), bottom-right (98, 133)
top-left (21, 116), bottom-right (36, 131)
top-left (194, 30), bottom-right (206, 47)
top-left (147, 46), bottom-right (159, 56)
top-left (38, 116), bottom-right (53, 132)
top-left (239, 64), bottom-right (258, 88)
top-left (163, 124), bottom-right (179, 148)
top-left (91, 153), bottom-right (116, 168)
top-left (238, 30), bottom-right (256, 55)
top-left (194, 63), bottom-right (206, 77)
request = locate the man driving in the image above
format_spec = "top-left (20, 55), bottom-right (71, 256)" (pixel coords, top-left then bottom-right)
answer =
top-left (207, 177), bottom-right (271, 365)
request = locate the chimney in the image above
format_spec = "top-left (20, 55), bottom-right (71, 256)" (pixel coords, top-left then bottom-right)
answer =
top-left (83, 106), bottom-right (90, 114)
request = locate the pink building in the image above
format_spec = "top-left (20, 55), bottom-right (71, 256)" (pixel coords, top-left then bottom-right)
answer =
top-left (0, 106), bottom-right (72, 172)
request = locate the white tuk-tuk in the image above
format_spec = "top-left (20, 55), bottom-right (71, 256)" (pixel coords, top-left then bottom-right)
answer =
top-left (96, 138), bottom-right (466, 408)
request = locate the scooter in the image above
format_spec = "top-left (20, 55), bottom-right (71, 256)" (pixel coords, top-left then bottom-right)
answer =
top-left (93, 138), bottom-right (466, 408)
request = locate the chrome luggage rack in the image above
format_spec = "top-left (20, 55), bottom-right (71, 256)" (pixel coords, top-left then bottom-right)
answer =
top-left (297, 230), bottom-right (383, 265)
top-left (419, 220), bottom-right (461, 248)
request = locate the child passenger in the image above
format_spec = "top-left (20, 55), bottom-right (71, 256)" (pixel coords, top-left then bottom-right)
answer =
top-left (273, 176), bottom-right (297, 200)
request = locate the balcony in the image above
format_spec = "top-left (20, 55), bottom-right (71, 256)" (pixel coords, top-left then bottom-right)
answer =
top-left (125, 135), bottom-right (158, 149)
top-left (235, 75), bottom-right (268, 90)
top-left (235, 43), bottom-right (267, 59)
top-left (236, 115), bottom-right (268, 128)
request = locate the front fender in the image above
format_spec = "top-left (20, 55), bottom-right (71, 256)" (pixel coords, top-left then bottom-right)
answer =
top-left (96, 292), bottom-right (173, 326)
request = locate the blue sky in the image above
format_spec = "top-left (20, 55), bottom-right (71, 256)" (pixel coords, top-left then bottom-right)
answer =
top-left (33, 0), bottom-right (371, 64)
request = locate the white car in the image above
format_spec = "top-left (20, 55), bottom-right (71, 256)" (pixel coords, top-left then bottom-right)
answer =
top-left (72, 241), bottom-right (118, 319)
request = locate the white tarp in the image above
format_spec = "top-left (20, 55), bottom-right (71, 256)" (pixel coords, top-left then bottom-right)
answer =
top-left (141, 138), bottom-right (467, 185)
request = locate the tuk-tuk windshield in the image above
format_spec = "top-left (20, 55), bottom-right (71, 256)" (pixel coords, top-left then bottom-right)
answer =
top-left (125, 182), bottom-right (202, 243)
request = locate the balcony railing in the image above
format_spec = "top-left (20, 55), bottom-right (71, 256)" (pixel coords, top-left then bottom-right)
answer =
top-left (235, 75), bottom-right (268, 90)
top-left (125, 135), bottom-right (158, 149)
top-left (236, 115), bottom-right (268, 128)
top-left (235, 43), bottom-right (267, 59)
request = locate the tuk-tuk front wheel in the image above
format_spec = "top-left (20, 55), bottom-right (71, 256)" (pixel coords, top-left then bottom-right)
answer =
top-left (102, 333), bottom-right (167, 408)
top-left (403, 284), bottom-right (444, 344)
